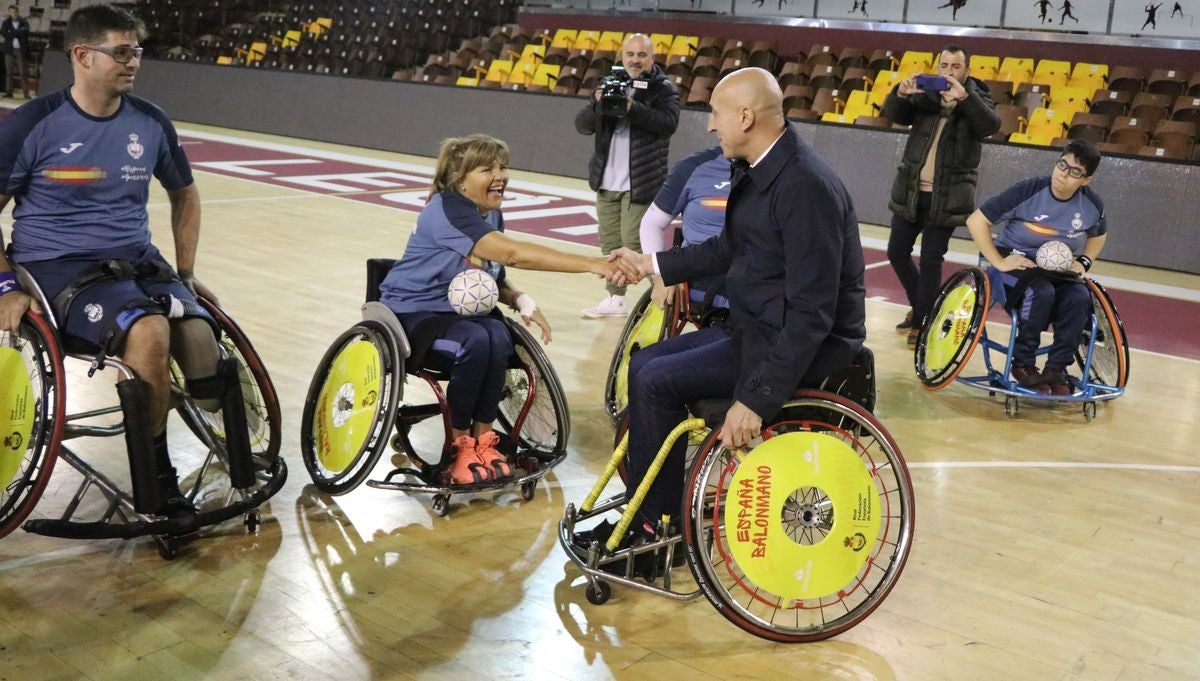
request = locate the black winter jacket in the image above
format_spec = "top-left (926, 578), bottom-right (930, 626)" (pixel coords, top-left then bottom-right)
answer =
top-left (574, 63), bottom-right (680, 205)
top-left (882, 77), bottom-right (1000, 229)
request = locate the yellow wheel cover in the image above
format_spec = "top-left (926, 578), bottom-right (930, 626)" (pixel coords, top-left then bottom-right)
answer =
top-left (0, 347), bottom-right (35, 488)
top-left (314, 340), bottom-right (383, 473)
top-left (724, 431), bottom-right (881, 601)
top-left (924, 284), bottom-right (977, 373)
top-left (614, 303), bottom-right (665, 413)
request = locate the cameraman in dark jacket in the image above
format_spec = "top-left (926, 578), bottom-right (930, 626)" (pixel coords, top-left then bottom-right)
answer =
top-left (575, 33), bottom-right (680, 319)
top-left (882, 44), bottom-right (999, 346)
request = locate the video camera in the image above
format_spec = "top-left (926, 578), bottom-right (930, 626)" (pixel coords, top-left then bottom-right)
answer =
top-left (597, 65), bottom-right (633, 118)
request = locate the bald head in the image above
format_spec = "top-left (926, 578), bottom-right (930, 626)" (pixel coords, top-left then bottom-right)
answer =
top-left (621, 33), bottom-right (653, 78)
top-left (707, 67), bottom-right (786, 161)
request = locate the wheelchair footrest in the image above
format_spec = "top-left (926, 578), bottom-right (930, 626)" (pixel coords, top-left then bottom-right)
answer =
top-left (22, 457), bottom-right (287, 541)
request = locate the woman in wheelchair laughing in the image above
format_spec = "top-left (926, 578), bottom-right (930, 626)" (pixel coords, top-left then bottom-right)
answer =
top-left (964, 139), bottom-right (1108, 396)
top-left (379, 134), bottom-right (627, 485)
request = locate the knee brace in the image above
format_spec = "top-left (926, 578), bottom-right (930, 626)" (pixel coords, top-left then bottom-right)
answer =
top-left (117, 377), bottom-right (164, 514)
top-left (186, 356), bottom-right (255, 489)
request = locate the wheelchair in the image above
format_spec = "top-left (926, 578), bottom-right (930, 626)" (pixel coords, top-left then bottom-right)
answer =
top-left (914, 266), bottom-right (1129, 421)
top-left (0, 265), bottom-right (287, 559)
top-left (561, 348), bottom-right (915, 643)
top-left (603, 281), bottom-right (729, 424)
top-left (299, 259), bottom-right (570, 516)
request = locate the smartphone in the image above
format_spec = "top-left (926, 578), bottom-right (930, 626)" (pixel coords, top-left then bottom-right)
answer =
top-left (914, 74), bottom-right (949, 92)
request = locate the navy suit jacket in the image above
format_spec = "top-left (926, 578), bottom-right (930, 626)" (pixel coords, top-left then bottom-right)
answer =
top-left (657, 125), bottom-right (866, 419)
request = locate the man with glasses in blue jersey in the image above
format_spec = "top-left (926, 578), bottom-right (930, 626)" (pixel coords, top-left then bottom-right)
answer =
top-left (0, 5), bottom-right (225, 518)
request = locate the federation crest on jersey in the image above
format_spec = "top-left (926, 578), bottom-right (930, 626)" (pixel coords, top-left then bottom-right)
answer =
top-left (127, 133), bottom-right (144, 160)
top-left (85, 303), bottom-right (104, 323)
top-left (1071, 212), bottom-right (1083, 230)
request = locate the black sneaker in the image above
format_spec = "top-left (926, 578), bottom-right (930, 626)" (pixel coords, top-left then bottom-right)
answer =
top-left (895, 311), bottom-right (915, 332)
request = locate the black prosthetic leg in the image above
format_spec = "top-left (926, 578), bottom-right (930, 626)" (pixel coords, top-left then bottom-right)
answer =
top-left (186, 356), bottom-right (255, 490)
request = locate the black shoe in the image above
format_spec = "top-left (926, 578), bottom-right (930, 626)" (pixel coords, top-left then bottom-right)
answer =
top-left (155, 494), bottom-right (198, 519)
top-left (570, 519), bottom-right (629, 554)
top-left (895, 311), bottom-right (915, 332)
top-left (154, 469), bottom-right (197, 518)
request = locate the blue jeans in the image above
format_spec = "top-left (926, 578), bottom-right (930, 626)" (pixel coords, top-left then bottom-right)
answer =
top-left (626, 327), bottom-right (736, 524)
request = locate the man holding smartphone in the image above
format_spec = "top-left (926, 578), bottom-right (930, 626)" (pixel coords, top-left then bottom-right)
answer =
top-left (881, 44), bottom-right (999, 348)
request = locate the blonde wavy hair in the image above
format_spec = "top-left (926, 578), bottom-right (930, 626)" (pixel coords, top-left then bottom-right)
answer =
top-left (429, 134), bottom-right (511, 200)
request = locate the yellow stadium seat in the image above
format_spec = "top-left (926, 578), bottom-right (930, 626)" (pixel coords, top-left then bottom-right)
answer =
top-left (1031, 73), bottom-right (1067, 90)
top-left (899, 51), bottom-right (933, 74)
top-left (999, 68), bottom-right (1034, 90)
top-left (484, 59), bottom-right (513, 85)
top-left (1067, 63), bottom-right (1108, 92)
top-left (574, 30), bottom-right (600, 51)
top-left (822, 112), bottom-right (851, 124)
top-left (1050, 86), bottom-right (1090, 108)
top-left (278, 30), bottom-right (301, 48)
top-left (598, 31), bottom-right (625, 52)
top-left (844, 90), bottom-right (869, 109)
top-left (550, 29), bottom-right (577, 49)
top-left (243, 41), bottom-right (265, 63)
top-left (1034, 59), bottom-right (1071, 80)
top-left (970, 55), bottom-right (1000, 80)
top-left (1008, 131), bottom-right (1052, 146)
top-left (508, 62), bottom-right (537, 87)
top-left (999, 57), bottom-right (1034, 74)
top-left (308, 17), bottom-right (331, 36)
top-left (1070, 62), bottom-right (1108, 82)
top-left (668, 35), bottom-right (698, 60)
top-left (216, 55), bottom-right (233, 65)
top-left (1025, 108), bottom-right (1070, 139)
top-left (651, 33), bottom-right (674, 59)
top-left (842, 101), bottom-right (876, 121)
top-left (456, 76), bottom-right (480, 87)
top-left (868, 88), bottom-right (890, 110)
top-left (872, 70), bottom-right (901, 93)
top-left (532, 63), bottom-right (561, 88)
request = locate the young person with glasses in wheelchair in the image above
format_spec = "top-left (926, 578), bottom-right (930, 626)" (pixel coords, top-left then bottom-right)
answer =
top-left (964, 139), bottom-right (1108, 396)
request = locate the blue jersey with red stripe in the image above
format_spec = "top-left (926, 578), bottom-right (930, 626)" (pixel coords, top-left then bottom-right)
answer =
top-left (0, 89), bottom-right (194, 263)
top-left (380, 190), bottom-right (506, 314)
top-left (979, 176), bottom-right (1106, 257)
top-left (653, 146), bottom-right (730, 246)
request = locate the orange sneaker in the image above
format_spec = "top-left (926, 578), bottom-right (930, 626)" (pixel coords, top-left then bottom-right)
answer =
top-left (474, 431), bottom-right (513, 479)
top-left (448, 435), bottom-right (492, 485)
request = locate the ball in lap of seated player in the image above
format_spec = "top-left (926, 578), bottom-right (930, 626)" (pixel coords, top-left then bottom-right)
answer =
top-left (378, 134), bottom-right (629, 485)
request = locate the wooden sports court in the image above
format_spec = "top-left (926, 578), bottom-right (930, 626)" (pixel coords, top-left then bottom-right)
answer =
top-left (2, 122), bottom-right (1199, 680)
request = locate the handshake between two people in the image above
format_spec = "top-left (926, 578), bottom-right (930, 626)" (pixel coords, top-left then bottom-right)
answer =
top-left (597, 247), bottom-right (654, 288)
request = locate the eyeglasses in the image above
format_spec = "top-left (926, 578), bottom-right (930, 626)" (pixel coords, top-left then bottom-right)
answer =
top-left (1055, 158), bottom-right (1088, 179)
top-left (81, 44), bottom-right (143, 64)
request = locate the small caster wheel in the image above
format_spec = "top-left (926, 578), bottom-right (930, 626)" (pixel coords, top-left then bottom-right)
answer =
top-left (1005, 396), bottom-right (1019, 419)
top-left (520, 480), bottom-right (536, 502)
top-left (1083, 401), bottom-right (1097, 422)
top-left (431, 494), bottom-right (449, 517)
top-left (390, 434), bottom-right (403, 452)
top-left (157, 537), bottom-right (179, 561)
top-left (585, 580), bottom-right (612, 605)
top-left (245, 510), bottom-right (260, 533)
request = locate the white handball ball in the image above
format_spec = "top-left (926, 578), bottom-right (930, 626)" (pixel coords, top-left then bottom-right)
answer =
top-left (1035, 240), bottom-right (1074, 272)
top-left (447, 268), bottom-right (499, 316)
